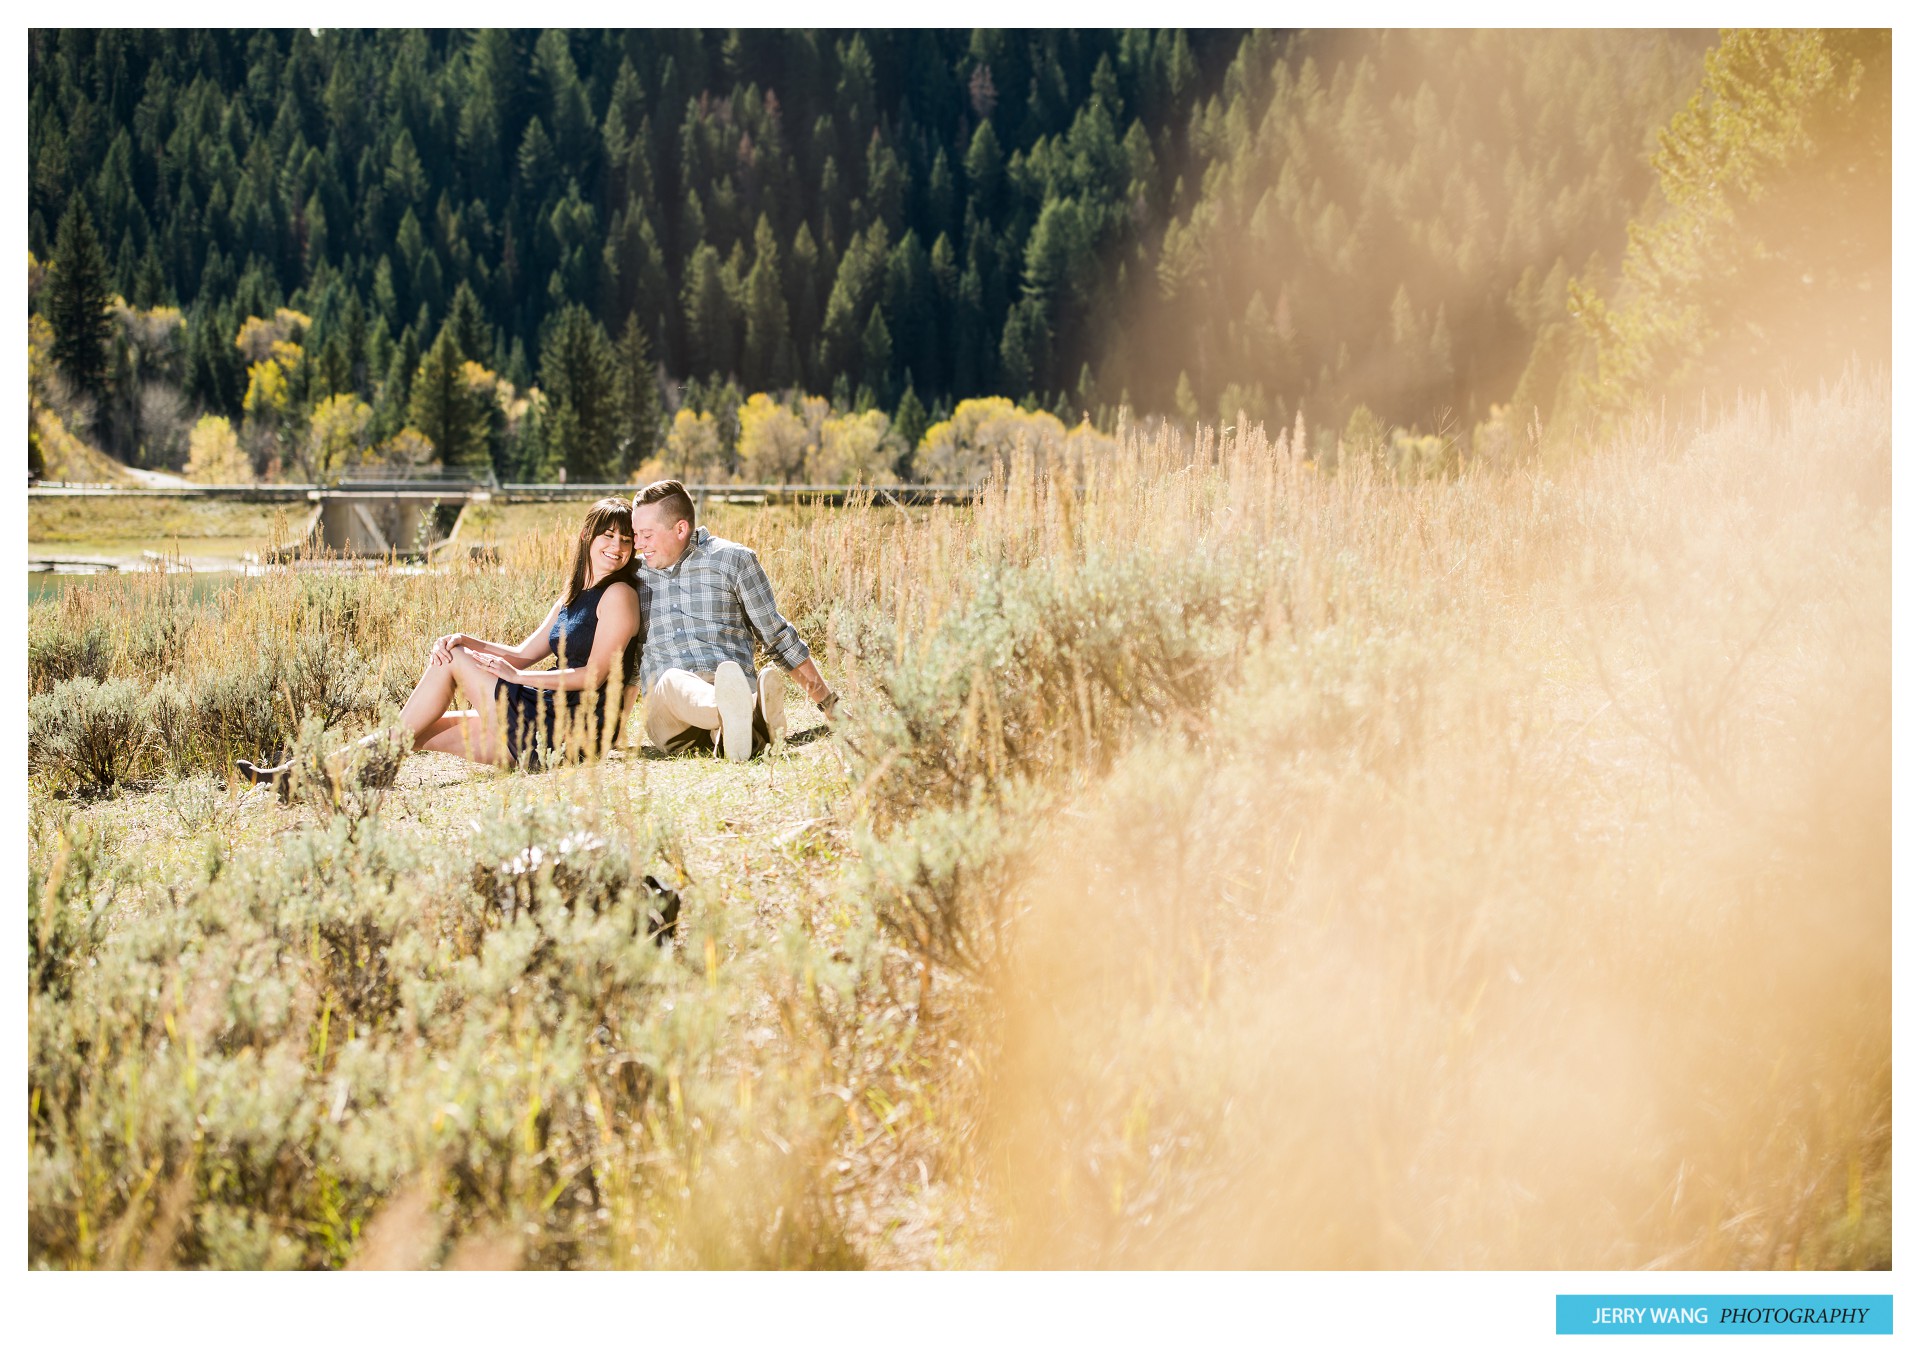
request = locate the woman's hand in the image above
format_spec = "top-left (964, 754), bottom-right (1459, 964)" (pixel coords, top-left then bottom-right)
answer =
top-left (429, 633), bottom-right (469, 666)
top-left (472, 651), bottom-right (520, 684)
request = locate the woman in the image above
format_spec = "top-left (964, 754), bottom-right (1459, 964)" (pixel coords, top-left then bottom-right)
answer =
top-left (238, 497), bottom-right (643, 784)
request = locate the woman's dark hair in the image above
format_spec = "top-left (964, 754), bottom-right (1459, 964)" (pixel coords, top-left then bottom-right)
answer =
top-left (562, 496), bottom-right (639, 608)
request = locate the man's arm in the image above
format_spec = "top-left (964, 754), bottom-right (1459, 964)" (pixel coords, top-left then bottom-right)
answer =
top-left (786, 655), bottom-right (833, 707)
top-left (733, 547), bottom-right (837, 710)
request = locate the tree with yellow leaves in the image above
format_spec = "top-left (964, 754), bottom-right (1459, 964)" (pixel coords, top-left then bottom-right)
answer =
top-left (1572, 29), bottom-right (1890, 414)
top-left (234, 309), bottom-right (311, 365)
top-left (241, 357), bottom-right (293, 477)
top-left (735, 392), bottom-right (810, 483)
top-left (912, 397), bottom-right (1068, 483)
top-left (652, 406), bottom-right (725, 483)
top-left (808, 408), bottom-right (896, 485)
top-left (185, 414), bottom-right (252, 483)
top-left (298, 394), bottom-right (375, 483)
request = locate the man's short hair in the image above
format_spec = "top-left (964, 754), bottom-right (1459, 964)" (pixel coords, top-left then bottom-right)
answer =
top-left (633, 478), bottom-right (696, 528)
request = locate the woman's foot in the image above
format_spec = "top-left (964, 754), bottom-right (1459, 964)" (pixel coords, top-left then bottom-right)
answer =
top-left (234, 758), bottom-right (290, 787)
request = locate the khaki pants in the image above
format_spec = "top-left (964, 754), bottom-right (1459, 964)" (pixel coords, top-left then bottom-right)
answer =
top-left (644, 669), bottom-right (723, 750)
top-left (644, 668), bottom-right (773, 754)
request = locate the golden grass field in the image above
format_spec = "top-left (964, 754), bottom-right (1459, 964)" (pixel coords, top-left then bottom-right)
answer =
top-left (29, 498), bottom-right (299, 568)
top-left (27, 378), bottom-right (1890, 1269)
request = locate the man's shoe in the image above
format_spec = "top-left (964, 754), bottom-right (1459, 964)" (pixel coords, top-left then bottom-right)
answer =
top-left (713, 661), bottom-right (755, 763)
top-left (758, 665), bottom-right (787, 747)
top-left (661, 724), bottom-right (715, 757)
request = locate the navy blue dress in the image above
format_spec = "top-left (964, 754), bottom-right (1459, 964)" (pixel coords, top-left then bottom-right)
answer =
top-left (499, 579), bottom-right (642, 765)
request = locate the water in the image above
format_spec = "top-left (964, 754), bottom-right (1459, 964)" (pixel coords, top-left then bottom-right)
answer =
top-left (29, 569), bottom-right (247, 605)
top-left (28, 561), bottom-right (439, 605)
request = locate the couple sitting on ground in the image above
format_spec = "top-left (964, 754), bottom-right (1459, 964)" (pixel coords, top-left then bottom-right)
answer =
top-left (237, 479), bottom-right (838, 788)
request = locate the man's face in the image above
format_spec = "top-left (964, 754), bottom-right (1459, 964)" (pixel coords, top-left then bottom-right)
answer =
top-left (631, 500), bottom-right (692, 568)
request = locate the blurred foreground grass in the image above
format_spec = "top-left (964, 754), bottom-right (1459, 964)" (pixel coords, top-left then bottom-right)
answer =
top-left (28, 379), bottom-right (1890, 1268)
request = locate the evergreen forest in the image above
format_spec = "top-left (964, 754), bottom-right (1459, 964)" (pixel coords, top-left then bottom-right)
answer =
top-left (26, 28), bottom-right (1891, 484)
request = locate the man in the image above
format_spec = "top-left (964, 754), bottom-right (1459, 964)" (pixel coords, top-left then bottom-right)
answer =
top-left (628, 478), bottom-right (839, 760)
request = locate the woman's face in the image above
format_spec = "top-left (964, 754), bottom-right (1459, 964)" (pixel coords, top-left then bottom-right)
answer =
top-left (587, 522), bottom-right (634, 581)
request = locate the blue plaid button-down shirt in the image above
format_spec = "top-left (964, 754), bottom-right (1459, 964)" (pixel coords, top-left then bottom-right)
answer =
top-left (637, 526), bottom-right (810, 693)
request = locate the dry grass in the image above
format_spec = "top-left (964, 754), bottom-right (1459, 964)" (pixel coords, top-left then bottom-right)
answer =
top-left (26, 376), bottom-right (1889, 1269)
top-left (972, 388), bottom-right (1890, 1268)
top-left (29, 497), bottom-right (294, 545)
top-left (28, 498), bottom-right (297, 570)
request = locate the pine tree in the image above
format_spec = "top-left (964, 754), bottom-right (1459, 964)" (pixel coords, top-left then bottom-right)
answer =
top-left (540, 303), bottom-right (619, 482)
top-left (133, 248), bottom-right (168, 308)
top-left (1173, 369), bottom-right (1199, 420)
top-left (964, 120), bottom-right (1005, 215)
top-left (742, 216), bottom-right (792, 389)
top-left (48, 198), bottom-right (115, 409)
top-left (893, 380), bottom-right (928, 462)
top-left (371, 326), bottom-right (421, 443)
top-left (861, 307), bottom-right (893, 404)
top-left (786, 222), bottom-right (823, 384)
top-left (681, 242), bottom-right (733, 376)
top-left (25, 28), bottom-right (1727, 438)
top-left (408, 327), bottom-right (491, 475)
top-left (612, 311), bottom-right (661, 478)
top-left (444, 280), bottom-right (493, 365)
top-left (184, 304), bottom-right (245, 419)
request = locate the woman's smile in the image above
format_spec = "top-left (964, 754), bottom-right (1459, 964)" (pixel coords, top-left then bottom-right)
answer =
top-left (591, 527), bottom-right (633, 581)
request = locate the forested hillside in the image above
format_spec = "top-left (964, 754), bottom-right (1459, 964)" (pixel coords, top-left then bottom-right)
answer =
top-left (29, 29), bottom-right (1882, 484)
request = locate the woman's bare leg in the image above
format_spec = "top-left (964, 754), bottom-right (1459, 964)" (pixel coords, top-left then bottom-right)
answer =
top-left (445, 650), bottom-right (508, 754)
top-left (239, 644), bottom-right (505, 782)
top-left (413, 710), bottom-right (501, 764)
top-left (385, 651), bottom-right (509, 764)
top-left (399, 654), bottom-right (462, 740)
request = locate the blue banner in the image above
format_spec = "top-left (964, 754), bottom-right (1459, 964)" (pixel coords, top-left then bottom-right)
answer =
top-left (1557, 1295), bottom-right (1891, 1335)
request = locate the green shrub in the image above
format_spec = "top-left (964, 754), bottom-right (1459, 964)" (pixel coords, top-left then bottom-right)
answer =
top-left (846, 547), bottom-right (1268, 820)
top-left (840, 546), bottom-right (1269, 978)
top-left (21, 782), bottom-right (847, 1269)
top-left (27, 677), bottom-right (160, 796)
top-left (463, 794), bottom-right (677, 934)
top-left (280, 629), bottom-right (377, 732)
top-left (27, 813), bottom-right (113, 999)
top-left (276, 713), bottom-right (406, 822)
top-left (182, 656), bottom-right (285, 766)
top-left (857, 794), bottom-right (1037, 979)
top-left (28, 630), bottom-right (389, 788)
top-left (117, 582), bottom-right (198, 678)
top-left (146, 676), bottom-right (197, 775)
top-left (28, 622), bottom-right (113, 693)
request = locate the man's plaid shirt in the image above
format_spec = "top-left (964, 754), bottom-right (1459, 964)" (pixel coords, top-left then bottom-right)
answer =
top-left (637, 526), bottom-right (810, 692)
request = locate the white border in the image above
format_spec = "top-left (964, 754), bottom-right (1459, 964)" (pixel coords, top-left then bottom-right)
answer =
top-left (9, 14), bottom-right (1908, 1350)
